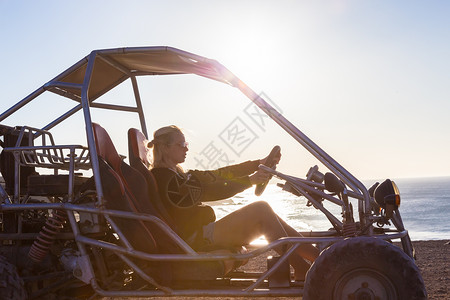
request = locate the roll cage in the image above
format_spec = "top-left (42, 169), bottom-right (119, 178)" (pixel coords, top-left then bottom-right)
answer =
top-left (0, 46), bottom-right (417, 298)
top-left (0, 46), bottom-right (370, 222)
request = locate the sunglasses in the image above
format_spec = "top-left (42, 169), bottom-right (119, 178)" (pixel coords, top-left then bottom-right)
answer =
top-left (168, 141), bottom-right (189, 148)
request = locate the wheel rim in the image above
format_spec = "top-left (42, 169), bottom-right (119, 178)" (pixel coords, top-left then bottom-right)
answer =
top-left (333, 268), bottom-right (398, 300)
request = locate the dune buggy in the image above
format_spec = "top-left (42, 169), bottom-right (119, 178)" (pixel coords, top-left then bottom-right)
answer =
top-left (0, 46), bottom-right (426, 299)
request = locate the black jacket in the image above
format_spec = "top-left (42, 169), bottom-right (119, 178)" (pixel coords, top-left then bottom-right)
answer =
top-left (151, 160), bottom-right (260, 248)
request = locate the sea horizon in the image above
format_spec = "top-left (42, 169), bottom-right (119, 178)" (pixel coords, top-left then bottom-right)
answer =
top-left (210, 176), bottom-right (450, 242)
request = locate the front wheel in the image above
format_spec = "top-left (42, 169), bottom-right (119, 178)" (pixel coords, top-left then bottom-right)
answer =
top-left (303, 237), bottom-right (427, 300)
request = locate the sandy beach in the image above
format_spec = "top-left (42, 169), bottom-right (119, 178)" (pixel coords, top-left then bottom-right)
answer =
top-left (409, 240), bottom-right (449, 299)
top-left (108, 239), bottom-right (449, 300)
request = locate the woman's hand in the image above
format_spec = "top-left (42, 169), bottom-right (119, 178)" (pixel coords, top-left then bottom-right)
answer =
top-left (254, 146), bottom-right (281, 195)
top-left (249, 170), bottom-right (272, 185)
top-left (252, 148), bottom-right (281, 185)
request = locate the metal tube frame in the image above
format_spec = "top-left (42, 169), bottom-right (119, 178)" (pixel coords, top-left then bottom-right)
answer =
top-left (0, 201), bottom-right (409, 297)
top-left (0, 46), bottom-right (415, 297)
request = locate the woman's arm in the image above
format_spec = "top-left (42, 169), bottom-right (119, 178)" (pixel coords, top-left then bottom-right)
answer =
top-left (206, 160), bottom-right (261, 179)
top-left (189, 169), bottom-right (253, 201)
top-left (189, 159), bottom-right (278, 201)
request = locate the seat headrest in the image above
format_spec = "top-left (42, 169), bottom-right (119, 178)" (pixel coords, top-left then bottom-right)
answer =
top-left (92, 123), bottom-right (122, 171)
top-left (128, 128), bottom-right (151, 168)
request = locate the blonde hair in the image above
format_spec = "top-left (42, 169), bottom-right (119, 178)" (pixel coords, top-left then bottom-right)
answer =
top-left (147, 125), bottom-right (184, 169)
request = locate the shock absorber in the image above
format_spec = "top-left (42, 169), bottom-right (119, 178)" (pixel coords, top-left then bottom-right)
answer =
top-left (342, 202), bottom-right (358, 237)
top-left (342, 221), bottom-right (358, 237)
top-left (28, 209), bottom-right (67, 263)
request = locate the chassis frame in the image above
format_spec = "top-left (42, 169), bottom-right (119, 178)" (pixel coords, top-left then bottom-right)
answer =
top-left (0, 46), bottom-right (420, 298)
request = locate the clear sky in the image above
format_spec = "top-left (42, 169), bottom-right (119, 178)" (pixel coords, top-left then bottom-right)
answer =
top-left (1, 0), bottom-right (449, 181)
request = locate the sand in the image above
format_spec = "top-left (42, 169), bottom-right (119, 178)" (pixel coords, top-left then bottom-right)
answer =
top-left (411, 240), bottom-right (449, 299)
top-left (107, 239), bottom-right (449, 299)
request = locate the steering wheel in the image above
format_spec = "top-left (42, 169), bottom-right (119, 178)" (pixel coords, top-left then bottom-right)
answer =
top-left (255, 145), bottom-right (281, 196)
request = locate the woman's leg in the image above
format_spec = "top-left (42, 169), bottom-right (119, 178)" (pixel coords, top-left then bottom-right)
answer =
top-left (212, 201), bottom-right (287, 247)
top-left (277, 217), bottom-right (319, 262)
top-left (212, 201), bottom-right (318, 279)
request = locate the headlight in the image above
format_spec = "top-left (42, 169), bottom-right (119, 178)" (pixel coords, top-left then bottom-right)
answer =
top-left (374, 179), bottom-right (401, 209)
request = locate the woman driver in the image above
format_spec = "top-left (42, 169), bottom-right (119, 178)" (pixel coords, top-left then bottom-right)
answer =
top-left (148, 125), bottom-right (319, 280)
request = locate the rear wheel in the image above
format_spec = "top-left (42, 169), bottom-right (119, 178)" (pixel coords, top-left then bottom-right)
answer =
top-left (0, 256), bottom-right (27, 300)
top-left (303, 236), bottom-right (427, 300)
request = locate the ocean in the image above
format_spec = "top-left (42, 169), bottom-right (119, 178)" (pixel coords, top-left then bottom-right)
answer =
top-left (209, 176), bottom-right (450, 242)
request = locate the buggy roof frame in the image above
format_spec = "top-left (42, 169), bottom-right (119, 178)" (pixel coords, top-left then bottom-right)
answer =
top-left (0, 46), bottom-right (370, 219)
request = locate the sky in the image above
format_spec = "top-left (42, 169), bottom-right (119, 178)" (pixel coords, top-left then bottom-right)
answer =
top-left (0, 0), bottom-right (449, 182)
